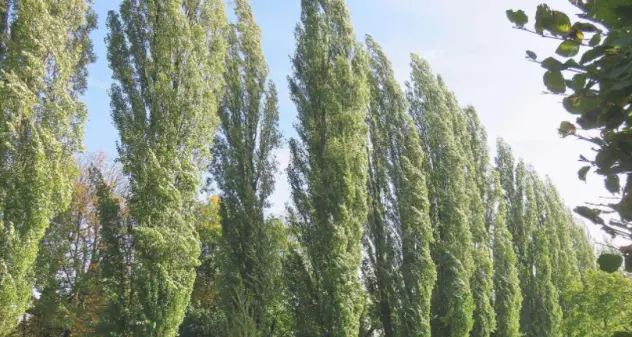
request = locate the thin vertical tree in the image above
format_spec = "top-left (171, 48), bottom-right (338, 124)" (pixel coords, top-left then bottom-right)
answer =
top-left (0, 1), bottom-right (96, 333)
top-left (441, 85), bottom-right (495, 337)
top-left (364, 35), bottom-right (436, 337)
top-left (105, 0), bottom-right (226, 335)
top-left (569, 220), bottom-right (595, 275)
top-left (93, 166), bottom-right (133, 336)
top-left (490, 172), bottom-right (522, 337)
top-left (542, 178), bottom-right (580, 321)
top-left (211, 0), bottom-right (284, 335)
top-left (284, 0), bottom-right (369, 335)
top-left (407, 55), bottom-right (474, 337)
top-left (527, 175), bottom-right (562, 337)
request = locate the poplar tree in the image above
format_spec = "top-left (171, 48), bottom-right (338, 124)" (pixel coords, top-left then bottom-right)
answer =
top-left (490, 172), bottom-right (522, 337)
top-left (285, 0), bottom-right (369, 335)
top-left (105, 1), bottom-right (226, 335)
top-left (93, 167), bottom-right (133, 336)
top-left (441, 86), bottom-right (495, 337)
top-left (364, 35), bottom-right (435, 337)
top-left (569, 221), bottom-right (595, 274)
top-left (211, 0), bottom-right (284, 334)
top-left (0, 1), bottom-right (96, 333)
top-left (528, 175), bottom-right (562, 337)
top-left (542, 179), bottom-right (579, 318)
top-left (494, 139), bottom-right (516, 211)
top-left (513, 161), bottom-right (536, 333)
top-left (407, 55), bottom-right (474, 337)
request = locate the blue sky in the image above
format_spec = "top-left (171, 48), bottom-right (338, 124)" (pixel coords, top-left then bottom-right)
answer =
top-left (83, 0), bottom-right (608, 240)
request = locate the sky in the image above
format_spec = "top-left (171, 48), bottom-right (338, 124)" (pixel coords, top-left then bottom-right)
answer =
top-left (83, 0), bottom-right (611, 241)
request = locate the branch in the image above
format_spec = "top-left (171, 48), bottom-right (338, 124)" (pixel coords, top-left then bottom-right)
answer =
top-left (595, 241), bottom-right (620, 251)
top-left (515, 26), bottom-right (592, 47)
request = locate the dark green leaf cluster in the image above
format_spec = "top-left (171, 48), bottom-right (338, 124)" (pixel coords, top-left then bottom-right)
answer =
top-left (507, 0), bottom-right (632, 238)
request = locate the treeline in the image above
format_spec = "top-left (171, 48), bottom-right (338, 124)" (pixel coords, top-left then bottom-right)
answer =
top-left (1, 0), bottom-right (631, 337)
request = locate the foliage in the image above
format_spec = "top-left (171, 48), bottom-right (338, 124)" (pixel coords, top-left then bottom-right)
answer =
top-left (490, 172), bottom-right (522, 337)
top-left (210, 1), bottom-right (286, 335)
top-left (93, 158), bottom-right (134, 336)
top-left (563, 271), bottom-right (632, 337)
top-left (528, 176), bottom-right (563, 337)
top-left (448, 102), bottom-right (495, 337)
top-left (363, 35), bottom-right (436, 337)
top-left (0, 1), bottom-right (608, 336)
top-left (105, 0), bottom-right (226, 335)
top-left (407, 55), bottom-right (475, 337)
top-left (507, 0), bottom-right (632, 239)
top-left (0, 0), bottom-right (96, 333)
top-left (284, 0), bottom-right (370, 335)
top-left (179, 196), bottom-right (226, 337)
top-left (8, 154), bottom-right (123, 336)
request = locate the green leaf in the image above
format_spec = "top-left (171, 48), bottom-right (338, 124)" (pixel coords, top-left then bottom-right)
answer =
top-left (575, 206), bottom-right (604, 225)
top-left (572, 21), bottom-right (599, 33)
top-left (564, 58), bottom-right (581, 69)
top-left (606, 174), bottom-right (621, 194)
top-left (612, 34), bottom-right (632, 47)
top-left (578, 166), bottom-right (590, 181)
top-left (526, 50), bottom-right (537, 60)
top-left (559, 121), bottom-right (576, 137)
top-left (562, 95), bottom-right (599, 114)
top-left (580, 46), bottom-right (606, 64)
top-left (596, 148), bottom-right (617, 170)
top-left (569, 73), bottom-right (587, 90)
top-left (597, 253), bottom-right (623, 273)
top-left (541, 57), bottom-right (564, 71)
top-left (507, 10), bottom-right (528, 27)
top-left (589, 33), bottom-right (602, 46)
top-left (544, 70), bottom-right (566, 93)
top-left (572, 29), bottom-right (585, 42)
top-left (550, 11), bottom-right (571, 35)
top-left (612, 332), bottom-right (632, 337)
top-left (603, 59), bottom-right (632, 79)
top-left (535, 5), bottom-right (552, 34)
top-left (556, 40), bottom-right (581, 57)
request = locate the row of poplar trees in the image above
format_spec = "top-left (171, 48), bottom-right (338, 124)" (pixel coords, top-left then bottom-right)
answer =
top-left (0, 0), bottom-right (597, 336)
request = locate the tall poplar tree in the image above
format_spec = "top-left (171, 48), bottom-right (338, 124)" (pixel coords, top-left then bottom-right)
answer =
top-left (490, 172), bottom-right (522, 337)
top-left (527, 175), bottom-right (562, 337)
top-left (441, 86), bottom-right (495, 337)
top-left (105, 1), bottom-right (226, 335)
top-left (494, 139), bottom-right (516, 212)
top-left (364, 35), bottom-right (436, 337)
top-left (407, 55), bottom-right (474, 337)
top-left (211, 0), bottom-right (284, 335)
top-left (0, 1), bottom-right (96, 333)
top-left (94, 166), bottom-right (134, 336)
top-left (569, 221), bottom-right (595, 274)
top-left (542, 179), bottom-right (580, 319)
top-left (285, 0), bottom-right (369, 335)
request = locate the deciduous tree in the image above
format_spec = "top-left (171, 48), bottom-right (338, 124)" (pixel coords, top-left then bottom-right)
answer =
top-left (0, 1), bottom-right (96, 333)
top-left (105, 0), bottom-right (226, 335)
